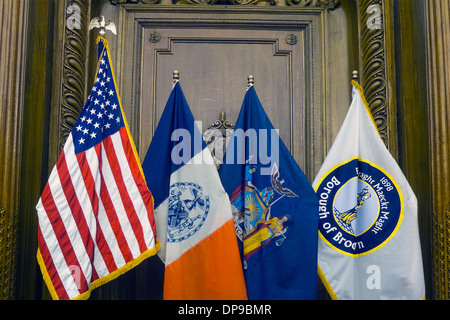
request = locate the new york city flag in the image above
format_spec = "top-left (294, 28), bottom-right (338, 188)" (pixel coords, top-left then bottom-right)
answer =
top-left (219, 85), bottom-right (319, 299)
top-left (142, 81), bottom-right (246, 300)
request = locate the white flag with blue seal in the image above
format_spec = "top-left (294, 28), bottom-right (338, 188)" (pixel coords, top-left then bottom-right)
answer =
top-left (313, 81), bottom-right (425, 299)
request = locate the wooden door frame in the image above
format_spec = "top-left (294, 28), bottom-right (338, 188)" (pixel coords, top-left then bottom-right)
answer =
top-left (5, 0), bottom-right (447, 299)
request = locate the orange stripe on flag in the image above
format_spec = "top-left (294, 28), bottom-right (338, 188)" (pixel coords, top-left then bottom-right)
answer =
top-left (163, 219), bottom-right (247, 300)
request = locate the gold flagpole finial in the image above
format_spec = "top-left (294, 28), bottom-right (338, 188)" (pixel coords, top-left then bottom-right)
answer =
top-left (352, 70), bottom-right (359, 83)
top-left (172, 70), bottom-right (180, 88)
top-left (173, 70), bottom-right (180, 81)
top-left (248, 75), bottom-right (254, 85)
top-left (247, 75), bottom-right (254, 90)
top-left (89, 16), bottom-right (117, 36)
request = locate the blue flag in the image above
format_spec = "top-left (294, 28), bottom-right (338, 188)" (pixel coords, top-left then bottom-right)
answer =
top-left (219, 85), bottom-right (319, 299)
top-left (142, 82), bottom-right (247, 299)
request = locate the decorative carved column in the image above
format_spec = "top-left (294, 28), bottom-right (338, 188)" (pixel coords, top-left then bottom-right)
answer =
top-left (52, 0), bottom-right (91, 156)
top-left (110, 0), bottom-right (340, 7)
top-left (14, 0), bottom-right (93, 299)
top-left (357, 0), bottom-right (397, 156)
top-left (0, 0), bottom-right (30, 299)
top-left (426, 0), bottom-right (450, 300)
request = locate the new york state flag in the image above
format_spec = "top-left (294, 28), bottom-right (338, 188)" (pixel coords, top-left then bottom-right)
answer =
top-left (219, 84), bottom-right (319, 300)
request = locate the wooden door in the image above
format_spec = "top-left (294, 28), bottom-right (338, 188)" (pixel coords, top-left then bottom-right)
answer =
top-left (141, 28), bottom-right (304, 168)
top-left (117, 7), bottom-right (330, 181)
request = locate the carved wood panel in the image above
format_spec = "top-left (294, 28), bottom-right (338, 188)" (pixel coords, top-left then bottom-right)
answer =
top-left (140, 29), bottom-right (304, 168)
top-left (358, 0), bottom-right (393, 152)
top-left (57, 0), bottom-right (91, 153)
top-left (116, 7), bottom-right (330, 182)
top-left (0, 0), bottom-right (29, 299)
top-left (426, 0), bottom-right (450, 300)
top-left (111, 0), bottom-right (340, 7)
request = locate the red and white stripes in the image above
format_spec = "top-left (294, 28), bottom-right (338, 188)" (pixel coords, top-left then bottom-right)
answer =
top-left (37, 127), bottom-right (158, 300)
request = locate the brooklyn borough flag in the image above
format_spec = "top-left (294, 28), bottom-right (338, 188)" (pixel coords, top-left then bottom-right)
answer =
top-left (142, 81), bottom-right (247, 300)
top-left (313, 81), bottom-right (425, 299)
top-left (36, 37), bottom-right (159, 300)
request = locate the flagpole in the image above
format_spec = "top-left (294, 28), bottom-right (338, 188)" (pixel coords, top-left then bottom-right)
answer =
top-left (351, 70), bottom-right (359, 99)
top-left (89, 16), bottom-right (116, 60)
top-left (173, 70), bottom-right (180, 88)
top-left (247, 74), bottom-right (254, 90)
top-left (352, 70), bottom-right (359, 83)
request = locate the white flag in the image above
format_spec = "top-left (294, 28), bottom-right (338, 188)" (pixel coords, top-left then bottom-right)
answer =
top-left (313, 81), bottom-right (425, 299)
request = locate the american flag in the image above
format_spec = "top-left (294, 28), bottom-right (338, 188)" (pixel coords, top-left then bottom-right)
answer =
top-left (36, 38), bottom-right (159, 300)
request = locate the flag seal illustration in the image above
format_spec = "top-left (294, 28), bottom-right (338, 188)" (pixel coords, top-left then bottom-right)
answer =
top-left (36, 36), bottom-right (160, 300)
top-left (229, 163), bottom-right (298, 263)
top-left (142, 80), bottom-right (247, 300)
top-left (313, 81), bottom-right (425, 300)
top-left (167, 182), bottom-right (210, 243)
top-left (315, 157), bottom-right (403, 256)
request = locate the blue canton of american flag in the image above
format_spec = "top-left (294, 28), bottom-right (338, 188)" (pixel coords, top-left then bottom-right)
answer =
top-left (73, 51), bottom-right (124, 154)
top-left (36, 39), bottom-right (158, 300)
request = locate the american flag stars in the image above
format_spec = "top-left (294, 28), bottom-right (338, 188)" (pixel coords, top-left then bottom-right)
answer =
top-left (72, 50), bottom-right (124, 154)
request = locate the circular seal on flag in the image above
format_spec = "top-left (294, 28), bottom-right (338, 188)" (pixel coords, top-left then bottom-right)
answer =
top-left (167, 182), bottom-right (210, 243)
top-left (315, 158), bottom-right (403, 256)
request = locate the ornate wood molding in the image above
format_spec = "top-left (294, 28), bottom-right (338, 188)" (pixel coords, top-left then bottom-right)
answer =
top-left (426, 0), bottom-right (450, 300)
top-left (59, 0), bottom-right (340, 155)
top-left (358, 0), bottom-right (390, 148)
top-left (110, 0), bottom-right (340, 8)
top-left (57, 0), bottom-right (90, 151)
top-left (203, 111), bottom-right (234, 168)
top-left (285, 0), bottom-right (340, 8)
top-left (0, 0), bottom-right (29, 299)
top-left (0, 203), bottom-right (16, 299)
top-left (111, 0), bottom-right (160, 4)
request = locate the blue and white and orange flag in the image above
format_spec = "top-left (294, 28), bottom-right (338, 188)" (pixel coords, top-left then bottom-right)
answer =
top-left (36, 37), bottom-right (160, 300)
top-left (219, 84), bottom-right (319, 299)
top-left (313, 81), bottom-right (425, 299)
top-left (142, 81), bottom-right (247, 300)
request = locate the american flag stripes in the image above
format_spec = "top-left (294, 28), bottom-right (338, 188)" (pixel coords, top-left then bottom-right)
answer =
top-left (36, 37), bottom-right (159, 300)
